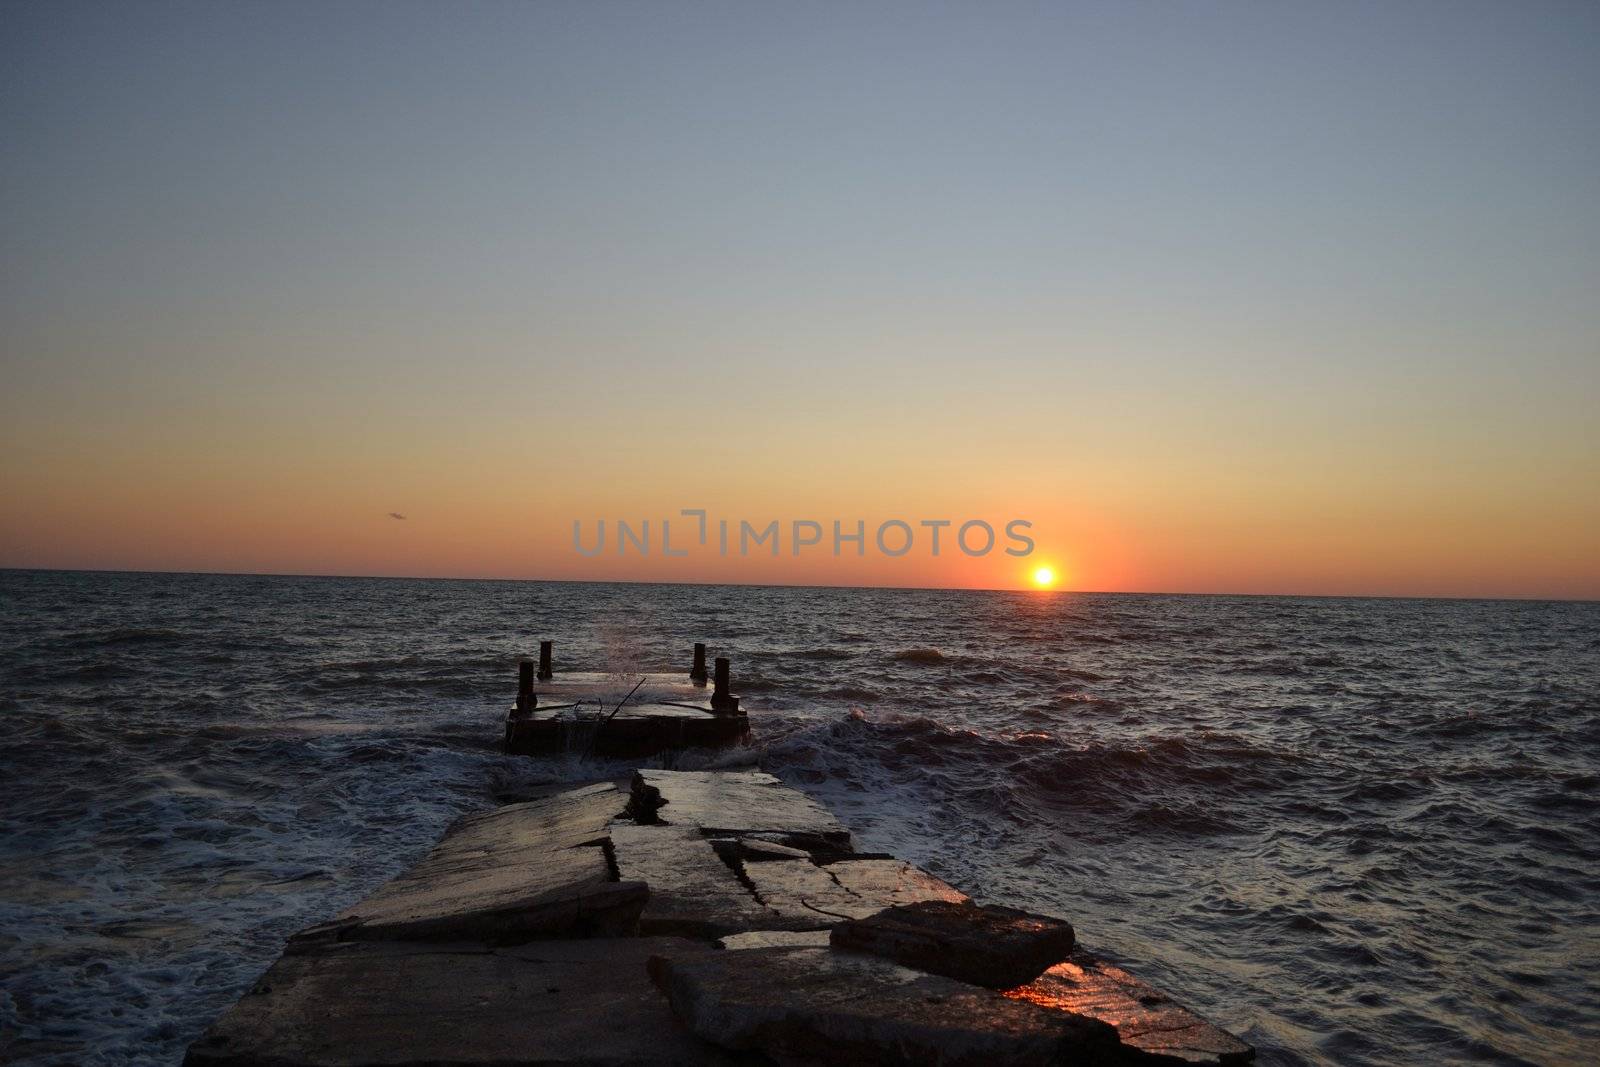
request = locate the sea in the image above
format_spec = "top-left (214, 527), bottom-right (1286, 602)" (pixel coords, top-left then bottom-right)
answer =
top-left (1, 569), bottom-right (1597, 1065)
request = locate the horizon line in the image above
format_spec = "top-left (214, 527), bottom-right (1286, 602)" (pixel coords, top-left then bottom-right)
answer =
top-left (1, 565), bottom-right (1594, 605)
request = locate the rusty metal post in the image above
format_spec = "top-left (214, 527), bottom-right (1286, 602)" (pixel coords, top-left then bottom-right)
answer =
top-left (710, 656), bottom-right (740, 714)
top-left (690, 642), bottom-right (708, 684)
top-left (537, 640), bottom-right (553, 681)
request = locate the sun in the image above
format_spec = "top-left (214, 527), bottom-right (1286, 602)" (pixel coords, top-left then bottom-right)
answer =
top-left (1031, 565), bottom-right (1056, 588)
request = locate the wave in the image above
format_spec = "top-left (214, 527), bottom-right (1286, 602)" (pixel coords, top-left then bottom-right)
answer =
top-left (760, 709), bottom-right (1316, 844)
top-left (753, 648), bottom-right (856, 661)
top-left (819, 686), bottom-right (878, 702)
top-left (890, 648), bottom-right (946, 664)
top-left (64, 627), bottom-right (189, 647)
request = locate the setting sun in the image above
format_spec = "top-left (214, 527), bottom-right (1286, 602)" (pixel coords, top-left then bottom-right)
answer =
top-left (1032, 565), bottom-right (1056, 588)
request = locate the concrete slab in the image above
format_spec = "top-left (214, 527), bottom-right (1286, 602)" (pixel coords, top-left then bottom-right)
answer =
top-left (447, 781), bottom-right (624, 852)
top-left (649, 944), bottom-right (1123, 1065)
top-left (1005, 952), bottom-right (1255, 1065)
top-left (609, 823), bottom-right (777, 937)
top-left (744, 857), bottom-right (968, 927)
top-left (629, 770), bottom-right (850, 846)
top-left (719, 929), bottom-right (832, 951)
top-left (522, 703), bottom-right (718, 721)
top-left (719, 837), bottom-right (813, 862)
top-left (832, 900), bottom-right (1076, 989)
top-left (532, 671), bottom-right (710, 702)
top-left (830, 858), bottom-right (970, 906)
top-left (185, 938), bottom-right (745, 1066)
top-left (299, 784), bottom-right (645, 943)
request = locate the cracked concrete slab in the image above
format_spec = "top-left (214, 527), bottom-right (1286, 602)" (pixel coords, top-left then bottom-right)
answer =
top-left (629, 770), bottom-right (851, 846)
top-left (298, 783), bottom-right (645, 943)
top-left (446, 781), bottom-right (625, 852)
top-left (743, 857), bottom-right (969, 927)
top-left (609, 823), bottom-right (779, 936)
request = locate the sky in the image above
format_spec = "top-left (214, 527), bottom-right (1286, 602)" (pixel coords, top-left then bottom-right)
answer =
top-left (2, 1), bottom-right (1597, 597)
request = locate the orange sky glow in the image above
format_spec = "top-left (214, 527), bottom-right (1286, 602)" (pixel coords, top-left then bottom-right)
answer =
top-left (3, 5), bottom-right (1597, 599)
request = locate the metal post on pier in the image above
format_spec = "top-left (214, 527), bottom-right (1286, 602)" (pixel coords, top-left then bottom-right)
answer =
top-left (710, 656), bottom-right (740, 714)
top-left (690, 643), bottom-right (708, 684)
top-left (516, 658), bottom-right (537, 713)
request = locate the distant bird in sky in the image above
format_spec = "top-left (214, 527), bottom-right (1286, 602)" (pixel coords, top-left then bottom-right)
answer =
top-left (388, 512), bottom-right (407, 520)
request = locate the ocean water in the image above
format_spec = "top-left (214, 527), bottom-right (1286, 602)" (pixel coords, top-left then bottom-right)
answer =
top-left (1, 570), bottom-right (1597, 1065)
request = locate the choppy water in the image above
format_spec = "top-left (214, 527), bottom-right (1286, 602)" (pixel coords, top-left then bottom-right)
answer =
top-left (1, 570), bottom-right (1597, 1065)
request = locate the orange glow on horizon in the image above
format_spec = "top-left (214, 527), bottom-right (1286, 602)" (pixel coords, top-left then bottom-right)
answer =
top-left (1031, 565), bottom-right (1057, 589)
top-left (0, 398), bottom-right (1594, 598)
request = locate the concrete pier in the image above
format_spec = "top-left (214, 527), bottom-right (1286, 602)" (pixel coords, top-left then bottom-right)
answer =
top-left (189, 775), bottom-right (1253, 1064)
top-left (503, 645), bottom-right (749, 758)
top-left (186, 651), bottom-right (1255, 1065)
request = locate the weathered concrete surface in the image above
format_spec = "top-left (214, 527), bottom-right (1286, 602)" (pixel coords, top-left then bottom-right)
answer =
top-left (532, 671), bottom-right (709, 702)
top-left (185, 938), bottom-right (747, 1066)
top-left (609, 823), bottom-right (778, 936)
top-left (1005, 952), bottom-right (1255, 1065)
top-left (743, 856), bottom-right (968, 927)
top-left (190, 760), bottom-right (1253, 1067)
top-left (505, 704), bottom-right (749, 758)
top-left (719, 929), bottom-right (832, 951)
top-left (832, 900), bottom-right (1076, 989)
top-left (830, 858), bottom-right (968, 905)
top-left (448, 781), bottom-right (623, 851)
top-left (649, 944), bottom-right (1124, 1065)
top-left (300, 783), bottom-right (645, 943)
top-left (629, 769), bottom-right (851, 846)
top-left (718, 836), bottom-right (813, 862)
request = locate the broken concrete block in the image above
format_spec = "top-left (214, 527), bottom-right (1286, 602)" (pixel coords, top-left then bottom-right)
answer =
top-left (185, 938), bottom-right (744, 1066)
top-left (744, 857), bottom-right (969, 927)
top-left (317, 841), bottom-right (644, 943)
top-left (629, 770), bottom-right (850, 847)
top-left (649, 945), bottom-right (1123, 1065)
top-left (1006, 952), bottom-right (1255, 1065)
top-left (298, 783), bottom-right (645, 943)
top-left (609, 823), bottom-right (777, 937)
top-left (832, 900), bottom-right (1075, 989)
top-left (446, 781), bottom-right (624, 852)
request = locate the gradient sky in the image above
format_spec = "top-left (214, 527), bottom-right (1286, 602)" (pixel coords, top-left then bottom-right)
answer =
top-left (3, 1), bottom-right (1597, 596)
